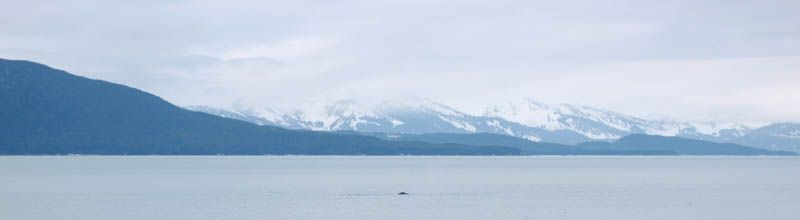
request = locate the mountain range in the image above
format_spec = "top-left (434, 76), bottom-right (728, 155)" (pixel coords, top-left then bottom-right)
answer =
top-left (188, 98), bottom-right (800, 152)
top-left (0, 58), bottom-right (519, 155)
top-left (0, 58), bottom-right (795, 155)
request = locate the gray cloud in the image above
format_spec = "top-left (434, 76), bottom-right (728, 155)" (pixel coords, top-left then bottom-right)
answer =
top-left (1, 0), bottom-right (799, 123)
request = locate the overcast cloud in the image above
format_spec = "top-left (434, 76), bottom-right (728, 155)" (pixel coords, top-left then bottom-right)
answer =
top-left (2, 0), bottom-right (799, 123)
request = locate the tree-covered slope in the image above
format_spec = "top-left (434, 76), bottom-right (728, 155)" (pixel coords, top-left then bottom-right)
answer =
top-left (0, 58), bottom-right (519, 155)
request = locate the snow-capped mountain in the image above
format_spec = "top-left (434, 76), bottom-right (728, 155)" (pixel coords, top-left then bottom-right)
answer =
top-left (187, 98), bottom-right (595, 144)
top-left (483, 98), bottom-right (686, 140)
top-left (731, 123), bottom-right (800, 150)
top-left (186, 98), bottom-right (800, 152)
top-left (480, 98), bottom-right (763, 142)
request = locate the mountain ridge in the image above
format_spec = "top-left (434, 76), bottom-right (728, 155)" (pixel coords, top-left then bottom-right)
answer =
top-left (2, 57), bottom-right (795, 155)
top-left (0, 58), bottom-right (520, 155)
top-left (189, 98), bottom-right (800, 152)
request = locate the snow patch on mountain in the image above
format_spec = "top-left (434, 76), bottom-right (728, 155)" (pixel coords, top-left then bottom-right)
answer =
top-left (483, 99), bottom-right (564, 130)
top-left (689, 122), bottom-right (752, 137)
top-left (487, 120), bottom-right (514, 136)
top-left (390, 119), bottom-right (404, 127)
top-left (521, 134), bottom-right (542, 142)
top-left (439, 115), bottom-right (477, 132)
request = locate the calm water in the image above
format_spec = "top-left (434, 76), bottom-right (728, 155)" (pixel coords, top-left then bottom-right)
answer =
top-left (1, 156), bottom-right (799, 220)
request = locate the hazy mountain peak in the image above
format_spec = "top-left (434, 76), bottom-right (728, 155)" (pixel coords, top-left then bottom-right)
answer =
top-left (483, 98), bottom-right (564, 130)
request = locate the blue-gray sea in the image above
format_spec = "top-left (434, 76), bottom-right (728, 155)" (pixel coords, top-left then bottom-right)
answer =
top-left (1, 156), bottom-right (798, 220)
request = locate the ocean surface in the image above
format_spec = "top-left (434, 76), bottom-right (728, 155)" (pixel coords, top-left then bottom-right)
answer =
top-left (1, 156), bottom-right (798, 220)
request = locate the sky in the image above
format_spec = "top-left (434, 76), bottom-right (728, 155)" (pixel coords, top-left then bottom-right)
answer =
top-left (1, 0), bottom-right (799, 123)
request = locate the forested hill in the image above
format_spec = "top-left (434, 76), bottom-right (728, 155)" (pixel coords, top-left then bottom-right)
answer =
top-left (0, 58), bottom-right (519, 155)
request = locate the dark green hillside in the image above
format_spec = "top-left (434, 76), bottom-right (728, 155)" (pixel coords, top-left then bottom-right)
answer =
top-left (0, 58), bottom-right (519, 155)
